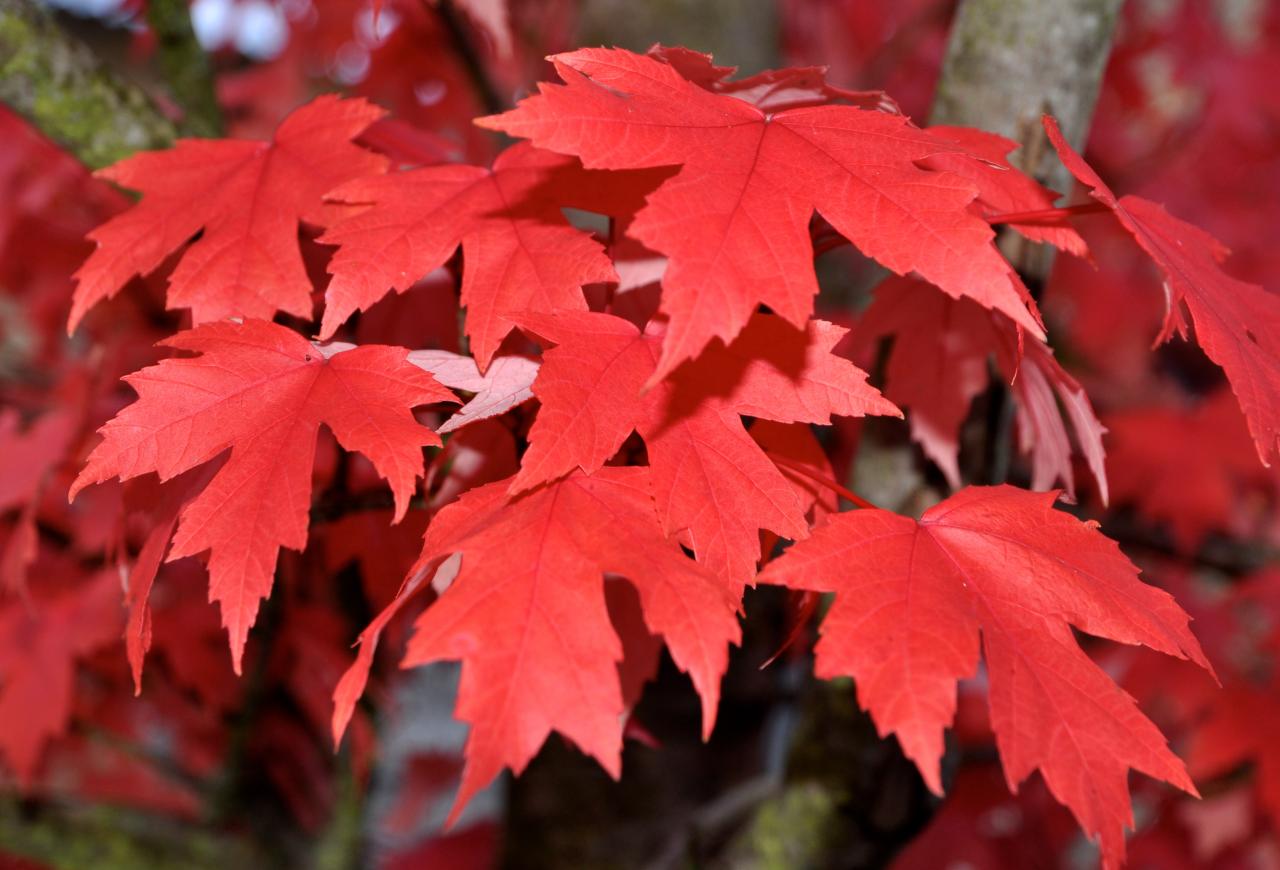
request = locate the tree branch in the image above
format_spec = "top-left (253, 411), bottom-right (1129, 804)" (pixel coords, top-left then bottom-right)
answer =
top-left (931, 0), bottom-right (1123, 280)
top-left (930, 0), bottom-right (1123, 183)
top-left (0, 0), bottom-right (177, 169)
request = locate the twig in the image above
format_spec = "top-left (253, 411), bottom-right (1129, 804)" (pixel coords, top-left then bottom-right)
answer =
top-left (767, 451), bottom-right (880, 510)
top-left (984, 201), bottom-right (1109, 225)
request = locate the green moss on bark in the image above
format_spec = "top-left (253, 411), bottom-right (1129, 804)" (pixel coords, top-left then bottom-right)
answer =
top-left (0, 0), bottom-right (176, 168)
top-left (145, 0), bottom-right (222, 136)
top-left (0, 799), bottom-right (263, 870)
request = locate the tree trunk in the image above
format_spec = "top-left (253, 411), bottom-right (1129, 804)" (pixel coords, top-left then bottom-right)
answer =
top-left (931, 0), bottom-right (1124, 277)
top-left (931, 0), bottom-right (1123, 184)
top-left (725, 3), bottom-right (1127, 867)
top-left (0, 0), bottom-right (176, 168)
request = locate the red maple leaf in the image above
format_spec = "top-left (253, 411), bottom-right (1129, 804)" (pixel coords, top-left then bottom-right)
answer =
top-left (405, 350), bottom-right (539, 434)
top-left (1044, 114), bottom-right (1280, 467)
top-left (119, 467), bottom-right (216, 694)
top-left (70, 96), bottom-right (388, 332)
top-left (70, 320), bottom-right (456, 671)
top-left (319, 142), bottom-right (658, 369)
top-left (1187, 681), bottom-right (1280, 833)
top-left (479, 47), bottom-right (1042, 382)
top-left (336, 466), bottom-right (740, 822)
top-left (759, 485), bottom-right (1212, 869)
top-left (510, 310), bottom-right (899, 585)
top-left (853, 276), bottom-right (1107, 499)
top-left (0, 570), bottom-right (122, 784)
top-left (1105, 392), bottom-right (1272, 551)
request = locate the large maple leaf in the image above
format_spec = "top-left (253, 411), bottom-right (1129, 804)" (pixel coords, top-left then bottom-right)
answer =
top-left (479, 47), bottom-right (1041, 382)
top-left (319, 142), bottom-right (660, 369)
top-left (511, 310), bottom-right (899, 586)
top-left (355, 467), bottom-right (739, 821)
top-left (70, 320), bottom-right (456, 671)
top-left (1044, 115), bottom-right (1280, 466)
top-left (70, 96), bottom-right (388, 332)
top-left (759, 485), bottom-right (1212, 869)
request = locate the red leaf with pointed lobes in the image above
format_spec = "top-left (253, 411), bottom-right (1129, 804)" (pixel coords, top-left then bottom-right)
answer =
top-left (71, 96), bottom-right (388, 332)
top-left (1012, 340), bottom-right (1109, 505)
top-left (510, 310), bottom-right (899, 587)
top-left (69, 320), bottom-right (456, 673)
top-left (1044, 114), bottom-right (1280, 467)
top-left (852, 277), bottom-right (1004, 489)
top-left (479, 47), bottom-right (1042, 383)
top-left (759, 485), bottom-right (1213, 870)
top-left (396, 467), bottom-right (739, 823)
top-left (320, 142), bottom-right (659, 370)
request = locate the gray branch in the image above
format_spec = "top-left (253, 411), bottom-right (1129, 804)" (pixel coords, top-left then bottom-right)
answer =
top-left (931, 0), bottom-right (1123, 281)
top-left (931, 0), bottom-right (1124, 185)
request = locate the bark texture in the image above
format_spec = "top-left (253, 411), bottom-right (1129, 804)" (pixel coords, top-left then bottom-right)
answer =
top-left (0, 0), bottom-right (177, 168)
top-left (932, 0), bottom-right (1123, 279)
top-left (931, 0), bottom-right (1124, 190)
top-left (145, 0), bottom-right (222, 136)
top-left (577, 0), bottom-right (779, 74)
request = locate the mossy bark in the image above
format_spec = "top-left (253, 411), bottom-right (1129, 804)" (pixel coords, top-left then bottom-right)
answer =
top-left (0, 799), bottom-right (265, 870)
top-left (145, 0), bottom-right (222, 137)
top-left (718, 681), bottom-right (936, 870)
top-left (0, 0), bottom-right (177, 168)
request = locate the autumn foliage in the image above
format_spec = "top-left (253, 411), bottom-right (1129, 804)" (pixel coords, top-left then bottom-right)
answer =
top-left (2, 1), bottom-right (1280, 868)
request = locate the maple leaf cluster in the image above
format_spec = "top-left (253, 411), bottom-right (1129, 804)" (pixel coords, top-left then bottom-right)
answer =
top-left (2, 2), bottom-right (1280, 867)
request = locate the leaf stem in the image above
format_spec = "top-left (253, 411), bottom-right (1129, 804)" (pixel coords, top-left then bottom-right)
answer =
top-left (811, 234), bottom-right (850, 258)
top-left (765, 452), bottom-right (879, 511)
top-left (984, 201), bottom-right (1109, 225)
